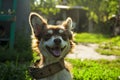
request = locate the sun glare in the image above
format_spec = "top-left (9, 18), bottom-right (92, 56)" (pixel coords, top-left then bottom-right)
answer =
top-left (34, 0), bottom-right (40, 6)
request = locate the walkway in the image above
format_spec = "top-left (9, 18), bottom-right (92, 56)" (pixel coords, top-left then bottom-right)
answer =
top-left (67, 44), bottom-right (118, 60)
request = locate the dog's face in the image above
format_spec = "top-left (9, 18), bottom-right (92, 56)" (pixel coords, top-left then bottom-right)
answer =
top-left (29, 12), bottom-right (73, 59)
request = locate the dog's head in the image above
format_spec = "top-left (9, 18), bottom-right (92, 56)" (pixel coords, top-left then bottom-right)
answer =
top-left (29, 12), bottom-right (74, 60)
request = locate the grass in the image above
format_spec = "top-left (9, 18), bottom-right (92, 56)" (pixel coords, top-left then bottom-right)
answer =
top-left (67, 59), bottom-right (120, 80)
top-left (74, 33), bottom-right (120, 56)
top-left (96, 36), bottom-right (120, 56)
top-left (96, 48), bottom-right (120, 56)
top-left (74, 33), bottom-right (108, 44)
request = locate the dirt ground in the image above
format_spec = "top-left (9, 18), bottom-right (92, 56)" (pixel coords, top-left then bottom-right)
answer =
top-left (67, 44), bottom-right (118, 60)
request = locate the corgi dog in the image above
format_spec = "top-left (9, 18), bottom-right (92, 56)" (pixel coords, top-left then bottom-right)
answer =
top-left (29, 12), bottom-right (75, 80)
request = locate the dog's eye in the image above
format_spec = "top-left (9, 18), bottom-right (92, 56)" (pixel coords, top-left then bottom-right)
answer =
top-left (59, 29), bottom-right (64, 33)
top-left (44, 34), bottom-right (52, 41)
top-left (61, 33), bottom-right (67, 41)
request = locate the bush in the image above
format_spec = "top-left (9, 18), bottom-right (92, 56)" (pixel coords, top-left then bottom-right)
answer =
top-left (0, 27), bottom-right (35, 79)
top-left (0, 62), bottom-right (32, 80)
top-left (0, 49), bottom-right (33, 62)
top-left (0, 32), bottom-right (33, 62)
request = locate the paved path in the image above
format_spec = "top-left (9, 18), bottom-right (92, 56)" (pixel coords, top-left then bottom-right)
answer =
top-left (67, 44), bottom-right (118, 60)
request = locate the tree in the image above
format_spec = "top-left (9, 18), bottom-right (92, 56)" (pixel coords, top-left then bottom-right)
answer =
top-left (68, 0), bottom-right (119, 33)
top-left (16, 0), bottom-right (30, 36)
top-left (30, 0), bottom-right (119, 33)
top-left (68, 0), bottom-right (119, 23)
top-left (31, 0), bottom-right (62, 15)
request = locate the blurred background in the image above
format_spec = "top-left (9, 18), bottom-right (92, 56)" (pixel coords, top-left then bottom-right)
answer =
top-left (31, 0), bottom-right (120, 36)
top-left (0, 0), bottom-right (120, 80)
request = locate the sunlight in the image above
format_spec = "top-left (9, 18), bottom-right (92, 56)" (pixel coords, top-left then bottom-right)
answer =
top-left (34, 0), bottom-right (40, 6)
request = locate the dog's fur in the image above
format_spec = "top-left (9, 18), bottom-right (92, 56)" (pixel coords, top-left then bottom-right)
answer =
top-left (29, 12), bottom-right (75, 80)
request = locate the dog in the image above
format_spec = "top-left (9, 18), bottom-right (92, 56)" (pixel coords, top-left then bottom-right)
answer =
top-left (29, 12), bottom-right (75, 80)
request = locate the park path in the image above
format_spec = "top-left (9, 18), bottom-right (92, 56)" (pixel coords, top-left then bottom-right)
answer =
top-left (67, 44), bottom-right (118, 60)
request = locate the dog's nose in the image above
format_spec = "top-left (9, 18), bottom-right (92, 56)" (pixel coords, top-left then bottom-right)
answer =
top-left (54, 38), bottom-right (61, 45)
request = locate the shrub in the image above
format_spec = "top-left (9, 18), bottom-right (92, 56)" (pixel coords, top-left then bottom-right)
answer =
top-left (0, 31), bottom-right (33, 62)
top-left (0, 49), bottom-right (33, 62)
top-left (0, 62), bottom-right (32, 80)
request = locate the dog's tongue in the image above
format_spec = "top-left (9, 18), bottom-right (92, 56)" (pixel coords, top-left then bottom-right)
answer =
top-left (52, 48), bottom-right (61, 57)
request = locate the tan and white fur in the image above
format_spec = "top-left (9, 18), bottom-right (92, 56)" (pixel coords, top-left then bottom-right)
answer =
top-left (29, 12), bottom-right (74, 80)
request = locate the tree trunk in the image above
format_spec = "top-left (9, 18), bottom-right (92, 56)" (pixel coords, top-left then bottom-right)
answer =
top-left (16, 0), bottom-right (31, 37)
top-left (88, 19), bottom-right (93, 33)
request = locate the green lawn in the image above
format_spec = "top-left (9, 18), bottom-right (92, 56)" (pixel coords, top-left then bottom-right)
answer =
top-left (96, 36), bottom-right (120, 56)
top-left (74, 33), bottom-right (120, 56)
top-left (67, 59), bottom-right (120, 80)
top-left (74, 33), bottom-right (108, 44)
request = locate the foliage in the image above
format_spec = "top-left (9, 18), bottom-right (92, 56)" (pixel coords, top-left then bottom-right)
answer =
top-left (31, 0), bottom-right (61, 15)
top-left (30, 0), bottom-right (119, 34)
top-left (0, 48), bottom-right (33, 62)
top-left (74, 33), bottom-right (108, 43)
top-left (68, 0), bottom-right (119, 23)
top-left (0, 34), bottom-right (38, 80)
top-left (96, 36), bottom-right (120, 56)
top-left (67, 59), bottom-right (120, 80)
top-left (0, 62), bottom-right (31, 80)
top-left (0, 31), bottom-right (33, 62)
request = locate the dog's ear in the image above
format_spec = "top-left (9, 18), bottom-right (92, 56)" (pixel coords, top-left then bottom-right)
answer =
top-left (62, 17), bottom-right (72, 31)
top-left (29, 12), bottom-right (47, 36)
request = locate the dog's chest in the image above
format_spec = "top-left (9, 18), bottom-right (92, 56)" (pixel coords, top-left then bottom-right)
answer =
top-left (37, 69), bottom-right (71, 80)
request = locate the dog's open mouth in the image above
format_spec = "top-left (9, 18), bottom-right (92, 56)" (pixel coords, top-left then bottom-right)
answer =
top-left (46, 46), bottom-right (65, 57)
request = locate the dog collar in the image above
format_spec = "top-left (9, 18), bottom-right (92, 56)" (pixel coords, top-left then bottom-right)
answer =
top-left (28, 59), bottom-right (65, 79)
